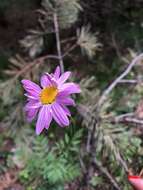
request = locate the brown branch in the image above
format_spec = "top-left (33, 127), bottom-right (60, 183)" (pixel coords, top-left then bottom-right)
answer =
top-left (113, 115), bottom-right (143, 126)
top-left (14, 54), bottom-right (59, 80)
top-left (118, 79), bottom-right (138, 84)
top-left (97, 53), bottom-right (143, 110)
top-left (11, 13), bottom-right (77, 80)
top-left (62, 43), bottom-right (78, 58)
top-left (53, 12), bottom-right (64, 73)
top-left (61, 36), bottom-right (76, 44)
top-left (107, 111), bottom-right (143, 126)
top-left (12, 42), bottom-right (77, 81)
top-left (93, 158), bottom-right (122, 190)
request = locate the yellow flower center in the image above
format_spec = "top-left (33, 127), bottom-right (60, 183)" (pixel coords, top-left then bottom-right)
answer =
top-left (40, 86), bottom-right (58, 104)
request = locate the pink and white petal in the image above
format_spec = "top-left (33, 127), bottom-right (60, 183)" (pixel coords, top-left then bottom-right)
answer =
top-left (21, 80), bottom-right (41, 94)
top-left (43, 105), bottom-right (52, 129)
top-left (25, 101), bottom-right (42, 110)
top-left (24, 100), bottom-right (39, 111)
top-left (54, 66), bottom-right (61, 80)
top-left (24, 90), bottom-right (40, 99)
top-left (36, 106), bottom-right (46, 135)
top-left (26, 108), bottom-right (38, 122)
top-left (40, 75), bottom-right (52, 88)
top-left (24, 93), bottom-right (39, 100)
top-left (57, 91), bottom-right (70, 97)
top-left (57, 71), bottom-right (71, 85)
top-left (61, 105), bottom-right (71, 116)
top-left (45, 73), bottom-right (57, 87)
top-left (51, 102), bottom-right (70, 127)
top-left (56, 96), bottom-right (75, 106)
top-left (59, 82), bottom-right (81, 95)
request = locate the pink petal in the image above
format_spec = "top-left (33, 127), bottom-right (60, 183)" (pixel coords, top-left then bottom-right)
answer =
top-left (24, 93), bottom-right (39, 100)
top-left (36, 105), bottom-right (52, 135)
top-left (24, 100), bottom-right (40, 111)
top-left (51, 102), bottom-right (69, 127)
top-left (24, 100), bottom-right (39, 122)
top-left (54, 66), bottom-right (61, 79)
top-left (22, 80), bottom-right (41, 101)
top-left (36, 107), bottom-right (46, 135)
top-left (25, 101), bottom-right (41, 110)
top-left (21, 79), bottom-right (41, 94)
top-left (43, 105), bottom-right (52, 129)
top-left (26, 108), bottom-right (38, 122)
top-left (61, 105), bottom-right (71, 116)
top-left (58, 71), bottom-right (71, 85)
top-left (59, 82), bottom-right (81, 96)
top-left (40, 75), bottom-right (52, 88)
top-left (128, 176), bottom-right (143, 190)
top-left (45, 73), bottom-right (57, 87)
top-left (57, 96), bottom-right (75, 106)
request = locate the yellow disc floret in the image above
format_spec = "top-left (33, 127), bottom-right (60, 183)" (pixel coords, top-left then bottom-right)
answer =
top-left (40, 86), bottom-right (58, 104)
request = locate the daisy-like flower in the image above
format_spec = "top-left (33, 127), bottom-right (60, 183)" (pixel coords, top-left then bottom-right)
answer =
top-left (21, 66), bottom-right (81, 135)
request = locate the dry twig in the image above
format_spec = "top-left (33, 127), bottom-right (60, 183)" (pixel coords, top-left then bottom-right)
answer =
top-left (97, 53), bottom-right (143, 110)
top-left (93, 158), bottom-right (122, 190)
top-left (113, 115), bottom-right (143, 126)
top-left (13, 54), bottom-right (59, 81)
top-left (10, 42), bottom-right (78, 82)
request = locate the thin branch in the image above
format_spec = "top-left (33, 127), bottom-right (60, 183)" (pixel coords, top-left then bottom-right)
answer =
top-left (62, 43), bottom-right (78, 58)
top-left (118, 79), bottom-right (138, 84)
top-left (53, 12), bottom-right (64, 73)
top-left (79, 153), bottom-right (87, 174)
top-left (12, 41), bottom-right (77, 81)
top-left (113, 115), bottom-right (143, 126)
top-left (61, 36), bottom-right (76, 44)
top-left (97, 53), bottom-right (143, 110)
top-left (86, 120), bottom-right (97, 153)
top-left (111, 34), bottom-right (122, 60)
top-left (108, 112), bottom-right (143, 125)
top-left (14, 54), bottom-right (59, 80)
top-left (93, 158), bottom-right (121, 190)
top-left (102, 113), bottom-right (134, 123)
top-left (123, 117), bottom-right (143, 125)
top-left (117, 154), bottom-right (129, 173)
top-left (86, 130), bottom-right (92, 153)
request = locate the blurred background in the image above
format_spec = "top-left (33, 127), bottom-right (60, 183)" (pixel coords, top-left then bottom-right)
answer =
top-left (0, 0), bottom-right (143, 189)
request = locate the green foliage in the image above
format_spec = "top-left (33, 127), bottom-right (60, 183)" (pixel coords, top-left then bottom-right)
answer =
top-left (90, 176), bottom-right (103, 187)
top-left (20, 34), bottom-right (44, 58)
top-left (55, 129), bottom-right (83, 156)
top-left (95, 121), bottom-right (142, 169)
top-left (42, 0), bottom-right (82, 29)
top-left (15, 129), bottom-right (82, 189)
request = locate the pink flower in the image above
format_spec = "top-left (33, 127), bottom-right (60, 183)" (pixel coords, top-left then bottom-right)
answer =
top-left (128, 175), bottom-right (143, 190)
top-left (21, 66), bottom-right (81, 135)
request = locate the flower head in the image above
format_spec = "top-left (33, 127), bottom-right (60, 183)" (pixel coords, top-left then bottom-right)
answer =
top-left (128, 175), bottom-right (143, 190)
top-left (21, 66), bottom-right (81, 135)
